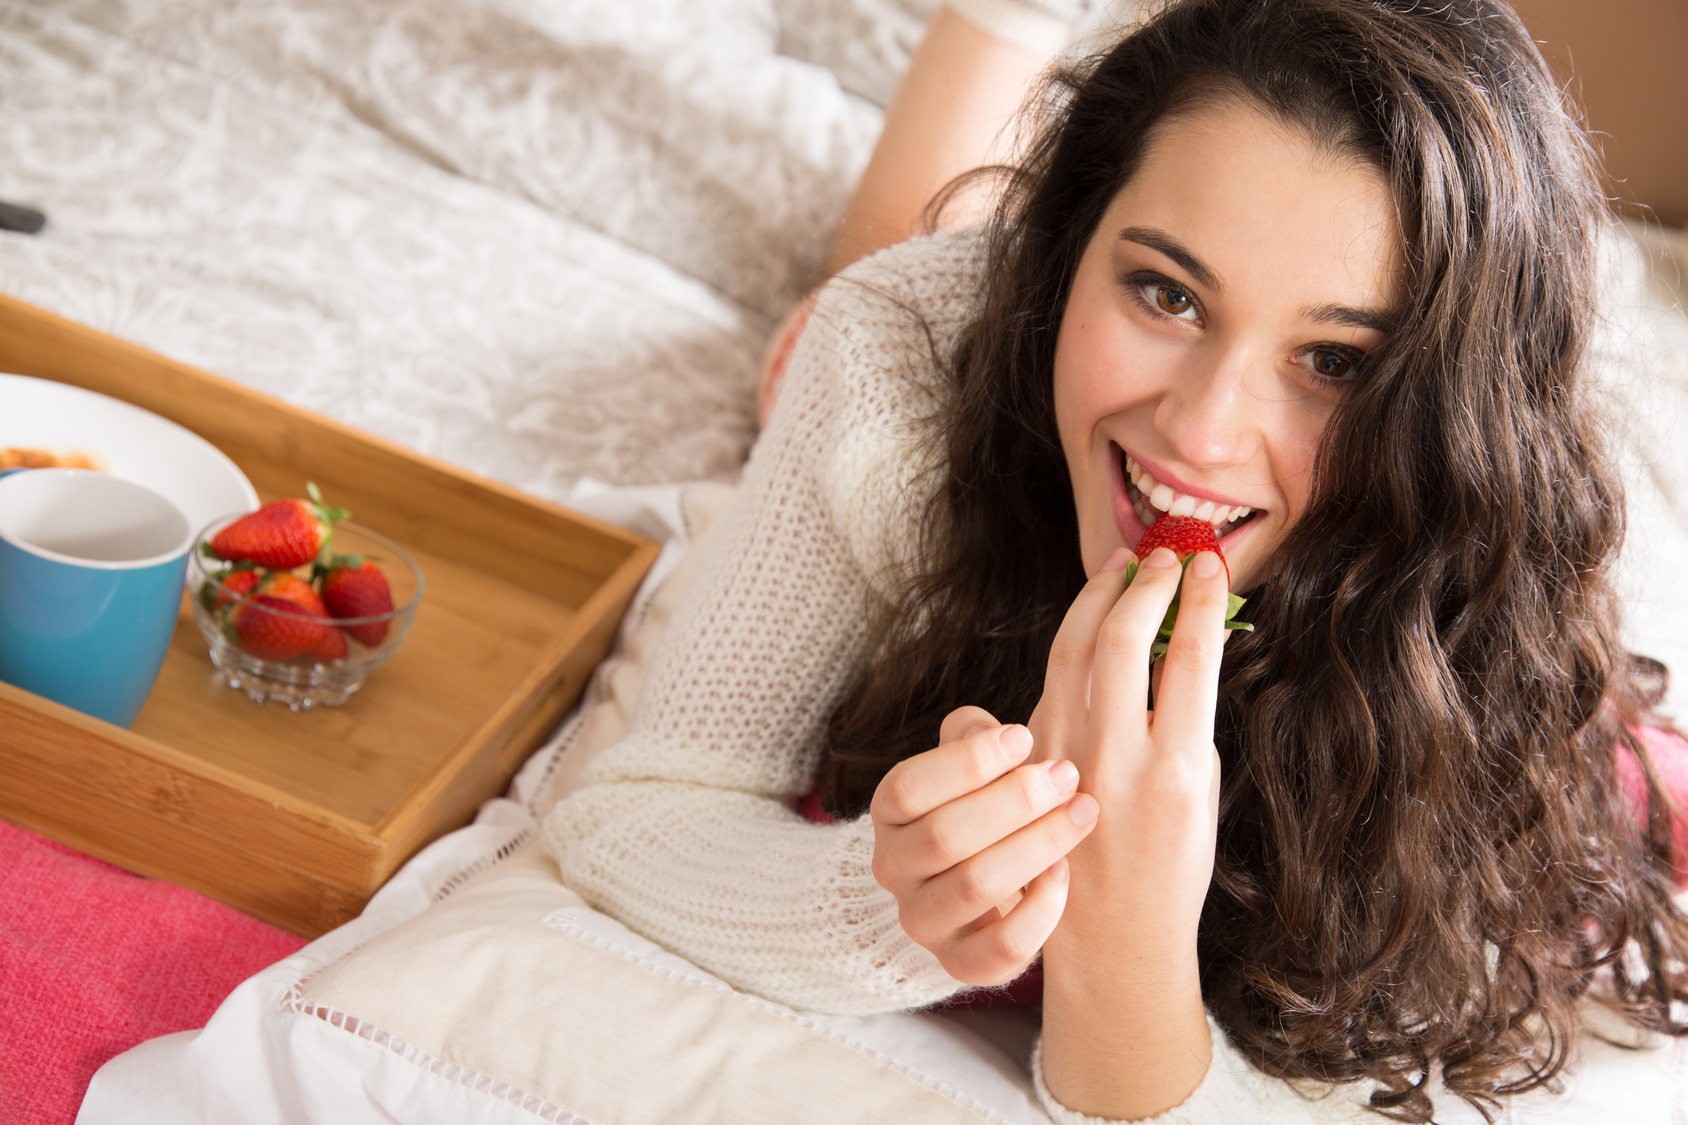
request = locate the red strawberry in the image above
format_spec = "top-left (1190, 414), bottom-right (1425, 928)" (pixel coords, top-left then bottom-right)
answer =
top-left (1134, 515), bottom-right (1228, 580)
top-left (320, 558), bottom-right (394, 646)
top-left (211, 483), bottom-right (348, 570)
top-left (254, 572), bottom-right (329, 615)
top-left (313, 625), bottom-right (349, 662)
top-left (1135, 514), bottom-right (1222, 559)
top-left (1130, 514), bottom-right (1252, 662)
top-left (230, 572), bottom-right (332, 660)
top-left (210, 566), bottom-right (261, 607)
top-left (232, 597), bottom-right (329, 661)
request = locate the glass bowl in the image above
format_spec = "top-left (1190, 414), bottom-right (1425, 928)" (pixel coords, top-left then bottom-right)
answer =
top-left (189, 516), bottom-right (424, 710)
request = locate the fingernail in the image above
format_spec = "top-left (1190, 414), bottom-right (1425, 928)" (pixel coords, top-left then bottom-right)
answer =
top-left (1142, 546), bottom-right (1178, 569)
top-left (1067, 793), bottom-right (1098, 827)
top-left (1191, 551), bottom-right (1221, 578)
top-left (999, 724), bottom-right (1033, 760)
top-left (1101, 548), bottom-right (1132, 572)
top-left (1048, 759), bottom-right (1079, 794)
top-left (1048, 858), bottom-right (1069, 885)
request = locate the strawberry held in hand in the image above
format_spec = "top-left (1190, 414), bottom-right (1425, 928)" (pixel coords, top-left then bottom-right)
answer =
top-left (210, 482), bottom-right (348, 570)
top-left (1135, 516), bottom-right (1229, 580)
top-left (1130, 514), bottom-right (1254, 661)
top-left (319, 557), bottom-right (395, 647)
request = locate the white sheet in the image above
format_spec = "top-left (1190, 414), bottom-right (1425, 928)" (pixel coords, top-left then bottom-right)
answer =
top-left (0, 0), bottom-right (929, 495)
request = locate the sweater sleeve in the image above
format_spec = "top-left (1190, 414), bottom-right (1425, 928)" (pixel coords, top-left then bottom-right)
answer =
top-left (1030, 1020), bottom-right (1369, 1124)
top-left (541, 233), bottom-right (990, 1015)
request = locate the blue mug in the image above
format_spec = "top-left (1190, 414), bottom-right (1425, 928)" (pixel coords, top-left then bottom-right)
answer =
top-left (0, 469), bottom-right (193, 727)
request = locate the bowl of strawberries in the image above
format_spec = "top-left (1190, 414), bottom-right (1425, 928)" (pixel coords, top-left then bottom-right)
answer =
top-left (188, 484), bottom-right (424, 710)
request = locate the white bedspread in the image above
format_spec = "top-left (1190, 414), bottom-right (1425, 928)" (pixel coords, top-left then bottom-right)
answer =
top-left (0, 0), bottom-right (929, 495)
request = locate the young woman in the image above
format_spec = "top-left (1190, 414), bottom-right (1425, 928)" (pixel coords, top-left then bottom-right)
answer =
top-left (543, 1), bottom-right (1688, 1120)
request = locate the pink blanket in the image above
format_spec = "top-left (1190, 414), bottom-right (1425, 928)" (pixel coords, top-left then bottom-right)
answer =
top-left (0, 821), bottom-right (306, 1125)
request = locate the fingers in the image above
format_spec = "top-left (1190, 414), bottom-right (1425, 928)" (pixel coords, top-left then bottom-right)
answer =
top-left (1088, 546), bottom-right (1184, 725)
top-left (1151, 550), bottom-right (1230, 750)
top-left (939, 704), bottom-right (1000, 747)
top-left (901, 789), bottom-right (1099, 942)
top-left (939, 859), bottom-right (1072, 986)
top-left (881, 757), bottom-right (1083, 890)
top-left (1043, 548), bottom-right (1136, 712)
top-left (871, 714), bottom-right (1027, 828)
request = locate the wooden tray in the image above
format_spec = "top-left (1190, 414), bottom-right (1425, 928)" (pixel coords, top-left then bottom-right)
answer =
top-left (0, 295), bottom-right (659, 936)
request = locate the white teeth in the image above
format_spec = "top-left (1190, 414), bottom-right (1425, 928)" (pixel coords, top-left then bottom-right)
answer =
top-left (1124, 454), bottom-right (1251, 528)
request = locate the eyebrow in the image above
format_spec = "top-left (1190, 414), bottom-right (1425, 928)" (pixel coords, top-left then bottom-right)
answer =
top-left (1298, 302), bottom-right (1392, 333)
top-left (1117, 224), bottom-right (1391, 333)
top-left (1117, 226), bottom-right (1220, 290)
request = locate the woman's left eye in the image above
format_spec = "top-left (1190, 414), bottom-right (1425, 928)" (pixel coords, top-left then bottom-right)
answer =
top-left (1296, 346), bottom-right (1363, 380)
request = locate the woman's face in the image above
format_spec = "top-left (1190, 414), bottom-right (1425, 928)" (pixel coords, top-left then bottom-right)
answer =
top-left (1054, 98), bottom-right (1402, 591)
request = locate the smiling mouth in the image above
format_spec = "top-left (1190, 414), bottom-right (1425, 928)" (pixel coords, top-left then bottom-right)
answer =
top-left (1121, 450), bottom-right (1261, 539)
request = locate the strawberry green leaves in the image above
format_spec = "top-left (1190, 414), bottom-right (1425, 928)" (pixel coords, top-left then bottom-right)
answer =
top-left (1123, 559), bottom-right (1254, 662)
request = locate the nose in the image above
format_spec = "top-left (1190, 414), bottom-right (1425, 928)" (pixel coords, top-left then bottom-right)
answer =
top-left (1151, 341), bottom-right (1261, 469)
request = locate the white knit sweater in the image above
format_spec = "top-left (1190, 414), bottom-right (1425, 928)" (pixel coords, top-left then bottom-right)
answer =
top-left (543, 232), bottom-right (977, 1018)
top-left (541, 230), bottom-right (1672, 1124)
top-left (537, 229), bottom-right (1327, 1123)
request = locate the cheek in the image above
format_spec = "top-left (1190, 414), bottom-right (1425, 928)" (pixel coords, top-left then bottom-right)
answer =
top-left (1051, 313), bottom-right (1096, 471)
top-left (1052, 286), bottom-right (1133, 447)
top-left (1262, 403), bottom-right (1332, 528)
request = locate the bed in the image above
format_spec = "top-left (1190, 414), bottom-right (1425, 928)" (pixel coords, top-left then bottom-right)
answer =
top-left (2, 0), bottom-right (1686, 1121)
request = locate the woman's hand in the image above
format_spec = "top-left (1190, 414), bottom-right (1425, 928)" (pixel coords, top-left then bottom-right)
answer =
top-left (1033, 544), bottom-right (1229, 932)
top-left (869, 706), bottom-right (1100, 986)
top-left (1033, 544), bottom-right (1231, 1120)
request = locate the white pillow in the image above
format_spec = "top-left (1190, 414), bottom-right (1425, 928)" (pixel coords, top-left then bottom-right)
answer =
top-left (294, 841), bottom-right (1049, 1125)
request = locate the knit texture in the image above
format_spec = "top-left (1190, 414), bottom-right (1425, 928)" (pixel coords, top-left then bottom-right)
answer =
top-left (541, 226), bottom-right (1353, 1121)
top-left (544, 230), bottom-right (990, 1017)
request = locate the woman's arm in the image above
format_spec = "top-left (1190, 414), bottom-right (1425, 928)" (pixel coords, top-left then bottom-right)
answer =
top-left (545, 234), bottom-right (991, 1015)
top-left (1029, 547), bottom-right (1229, 1119)
top-left (760, 3), bottom-right (1070, 428)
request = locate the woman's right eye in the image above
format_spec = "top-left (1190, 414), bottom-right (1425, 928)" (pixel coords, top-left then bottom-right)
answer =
top-left (1130, 276), bottom-right (1202, 323)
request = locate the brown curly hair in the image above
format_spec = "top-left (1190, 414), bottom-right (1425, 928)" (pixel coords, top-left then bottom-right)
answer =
top-left (821, 0), bottom-right (1688, 1118)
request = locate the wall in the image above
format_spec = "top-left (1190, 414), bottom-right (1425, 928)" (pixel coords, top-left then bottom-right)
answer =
top-left (1512, 0), bottom-right (1688, 227)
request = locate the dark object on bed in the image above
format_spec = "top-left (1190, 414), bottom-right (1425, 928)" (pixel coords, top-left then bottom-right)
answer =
top-left (0, 200), bottom-right (45, 234)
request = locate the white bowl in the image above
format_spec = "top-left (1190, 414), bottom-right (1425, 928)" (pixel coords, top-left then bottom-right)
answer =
top-left (0, 373), bottom-right (258, 541)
